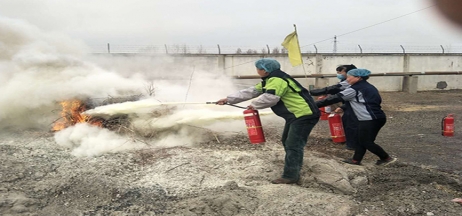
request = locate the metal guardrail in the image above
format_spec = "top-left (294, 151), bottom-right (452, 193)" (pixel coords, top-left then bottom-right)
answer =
top-left (232, 71), bottom-right (462, 79)
top-left (91, 44), bottom-right (462, 54)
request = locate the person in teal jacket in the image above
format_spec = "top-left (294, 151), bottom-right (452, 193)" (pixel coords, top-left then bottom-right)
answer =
top-left (217, 58), bottom-right (320, 184)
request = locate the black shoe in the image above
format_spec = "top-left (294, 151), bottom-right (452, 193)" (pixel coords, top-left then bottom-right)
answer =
top-left (342, 158), bottom-right (361, 165)
top-left (376, 157), bottom-right (397, 166)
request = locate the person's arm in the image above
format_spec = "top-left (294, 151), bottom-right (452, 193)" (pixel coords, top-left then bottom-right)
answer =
top-left (249, 77), bottom-right (287, 109)
top-left (310, 83), bottom-right (343, 96)
top-left (226, 86), bottom-right (263, 104)
top-left (315, 94), bottom-right (343, 108)
top-left (316, 87), bottom-right (357, 108)
top-left (338, 80), bottom-right (351, 91)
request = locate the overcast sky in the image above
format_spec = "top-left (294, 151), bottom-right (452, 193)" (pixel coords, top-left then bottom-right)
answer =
top-left (1, 0), bottom-right (462, 50)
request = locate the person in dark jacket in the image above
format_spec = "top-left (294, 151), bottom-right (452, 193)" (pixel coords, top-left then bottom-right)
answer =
top-left (315, 69), bottom-right (396, 166)
top-left (217, 58), bottom-right (320, 184)
top-left (310, 64), bottom-right (357, 150)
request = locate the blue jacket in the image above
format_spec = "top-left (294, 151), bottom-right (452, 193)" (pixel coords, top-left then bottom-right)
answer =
top-left (316, 80), bottom-right (386, 121)
top-left (339, 80), bottom-right (385, 121)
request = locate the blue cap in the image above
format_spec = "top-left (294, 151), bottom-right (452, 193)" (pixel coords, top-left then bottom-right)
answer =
top-left (347, 69), bottom-right (371, 77)
top-left (255, 58), bottom-right (281, 73)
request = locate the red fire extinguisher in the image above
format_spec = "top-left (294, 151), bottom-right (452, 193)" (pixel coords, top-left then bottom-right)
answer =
top-left (442, 114), bottom-right (454, 137)
top-left (328, 113), bottom-right (346, 143)
top-left (243, 109), bottom-right (266, 144)
top-left (317, 95), bottom-right (331, 120)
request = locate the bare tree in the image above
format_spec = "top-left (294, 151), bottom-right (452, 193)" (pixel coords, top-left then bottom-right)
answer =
top-left (261, 48), bottom-right (267, 54)
top-left (172, 44), bottom-right (180, 53)
top-left (181, 44), bottom-right (188, 54)
top-left (246, 49), bottom-right (254, 54)
top-left (236, 48), bottom-right (242, 54)
top-left (197, 45), bottom-right (206, 54)
top-left (144, 80), bottom-right (156, 96)
top-left (272, 47), bottom-right (280, 54)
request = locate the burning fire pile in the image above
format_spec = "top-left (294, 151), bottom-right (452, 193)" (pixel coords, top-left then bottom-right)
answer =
top-left (52, 95), bottom-right (141, 132)
top-left (52, 99), bottom-right (104, 131)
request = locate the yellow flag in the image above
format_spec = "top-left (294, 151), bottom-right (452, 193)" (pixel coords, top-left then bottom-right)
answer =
top-left (281, 31), bottom-right (302, 66)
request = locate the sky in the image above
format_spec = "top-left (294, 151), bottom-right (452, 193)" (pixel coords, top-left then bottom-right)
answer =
top-left (1, 0), bottom-right (462, 52)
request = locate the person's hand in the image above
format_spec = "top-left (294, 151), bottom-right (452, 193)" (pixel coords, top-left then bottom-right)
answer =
top-left (247, 105), bottom-right (255, 110)
top-left (334, 107), bottom-right (344, 113)
top-left (216, 98), bottom-right (228, 105)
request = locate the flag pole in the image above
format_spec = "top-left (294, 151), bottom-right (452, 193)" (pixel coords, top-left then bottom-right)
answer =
top-left (293, 24), bottom-right (309, 86)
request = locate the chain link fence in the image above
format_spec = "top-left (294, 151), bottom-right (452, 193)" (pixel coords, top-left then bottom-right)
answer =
top-left (90, 44), bottom-right (462, 54)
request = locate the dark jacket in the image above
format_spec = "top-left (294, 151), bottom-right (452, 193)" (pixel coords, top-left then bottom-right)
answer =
top-left (316, 80), bottom-right (385, 121)
top-left (310, 80), bottom-right (350, 96)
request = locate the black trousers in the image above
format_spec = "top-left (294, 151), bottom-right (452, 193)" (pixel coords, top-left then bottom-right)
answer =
top-left (342, 110), bottom-right (358, 148)
top-left (353, 118), bottom-right (390, 162)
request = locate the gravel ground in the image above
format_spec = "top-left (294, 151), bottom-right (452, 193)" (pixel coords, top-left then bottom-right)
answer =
top-left (1, 90), bottom-right (462, 216)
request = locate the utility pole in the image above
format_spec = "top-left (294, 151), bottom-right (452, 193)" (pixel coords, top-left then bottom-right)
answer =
top-left (333, 35), bottom-right (337, 53)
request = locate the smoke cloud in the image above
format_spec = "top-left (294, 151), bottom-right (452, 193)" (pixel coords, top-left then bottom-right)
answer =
top-left (0, 17), bottom-right (145, 129)
top-left (1, 16), bottom-right (278, 157)
top-left (54, 123), bottom-right (145, 157)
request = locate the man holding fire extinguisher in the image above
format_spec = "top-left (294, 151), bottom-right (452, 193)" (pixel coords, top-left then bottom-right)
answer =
top-left (310, 64), bottom-right (358, 150)
top-left (216, 58), bottom-right (320, 184)
top-left (315, 69), bottom-right (397, 166)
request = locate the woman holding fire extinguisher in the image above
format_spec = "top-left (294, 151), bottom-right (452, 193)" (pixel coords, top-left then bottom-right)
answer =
top-left (216, 58), bottom-right (320, 184)
top-left (310, 64), bottom-right (357, 150)
top-left (316, 69), bottom-right (397, 166)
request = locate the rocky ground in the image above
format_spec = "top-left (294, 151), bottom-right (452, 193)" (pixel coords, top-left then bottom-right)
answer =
top-left (2, 90), bottom-right (462, 215)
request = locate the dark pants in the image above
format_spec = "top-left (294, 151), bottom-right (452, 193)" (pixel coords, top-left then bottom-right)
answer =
top-left (281, 117), bottom-right (319, 180)
top-left (342, 111), bottom-right (358, 148)
top-left (353, 118), bottom-right (389, 162)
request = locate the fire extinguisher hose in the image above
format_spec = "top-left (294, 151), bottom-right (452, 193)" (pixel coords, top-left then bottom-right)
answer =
top-left (226, 103), bottom-right (246, 109)
top-left (205, 101), bottom-right (247, 109)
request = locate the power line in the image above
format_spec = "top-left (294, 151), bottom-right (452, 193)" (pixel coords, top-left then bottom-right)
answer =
top-left (300, 4), bottom-right (436, 48)
top-left (224, 5), bottom-right (436, 69)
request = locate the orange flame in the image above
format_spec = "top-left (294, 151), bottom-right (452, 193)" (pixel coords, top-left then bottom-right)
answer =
top-left (52, 99), bottom-right (102, 131)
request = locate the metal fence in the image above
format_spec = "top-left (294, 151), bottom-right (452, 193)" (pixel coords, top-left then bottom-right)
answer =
top-left (91, 44), bottom-right (462, 54)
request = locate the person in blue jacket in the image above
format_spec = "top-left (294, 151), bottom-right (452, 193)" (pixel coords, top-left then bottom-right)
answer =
top-left (216, 58), bottom-right (320, 184)
top-left (316, 69), bottom-right (396, 165)
top-left (310, 64), bottom-right (357, 150)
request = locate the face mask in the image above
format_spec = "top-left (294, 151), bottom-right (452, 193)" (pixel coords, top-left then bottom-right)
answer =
top-left (337, 74), bottom-right (345, 80)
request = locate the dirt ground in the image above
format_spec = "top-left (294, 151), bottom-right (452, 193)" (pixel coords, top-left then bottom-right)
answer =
top-left (2, 90), bottom-right (462, 215)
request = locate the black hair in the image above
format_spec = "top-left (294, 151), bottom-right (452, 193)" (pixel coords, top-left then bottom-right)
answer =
top-left (336, 64), bottom-right (357, 72)
top-left (362, 76), bottom-right (369, 81)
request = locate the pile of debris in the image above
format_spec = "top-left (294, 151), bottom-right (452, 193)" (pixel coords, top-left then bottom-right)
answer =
top-left (52, 95), bottom-right (142, 132)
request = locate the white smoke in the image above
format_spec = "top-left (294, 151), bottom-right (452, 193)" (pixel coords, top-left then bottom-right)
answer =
top-left (54, 123), bottom-right (210, 157)
top-left (54, 123), bottom-right (145, 157)
top-left (0, 17), bottom-right (145, 129)
top-left (1, 16), bottom-right (278, 157)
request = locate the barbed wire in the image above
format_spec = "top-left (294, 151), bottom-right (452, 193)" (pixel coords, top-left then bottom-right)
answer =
top-left (91, 44), bottom-right (462, 54)
top-left (299, 4), bottom-right (436, 49)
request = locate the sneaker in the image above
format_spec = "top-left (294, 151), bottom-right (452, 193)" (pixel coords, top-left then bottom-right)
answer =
top-left (271, 178), bottom-right (299, 184)
top-left (342, 158), bottom-right (361, 165)
top-left (376, 157), bottom-right (397, 166)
